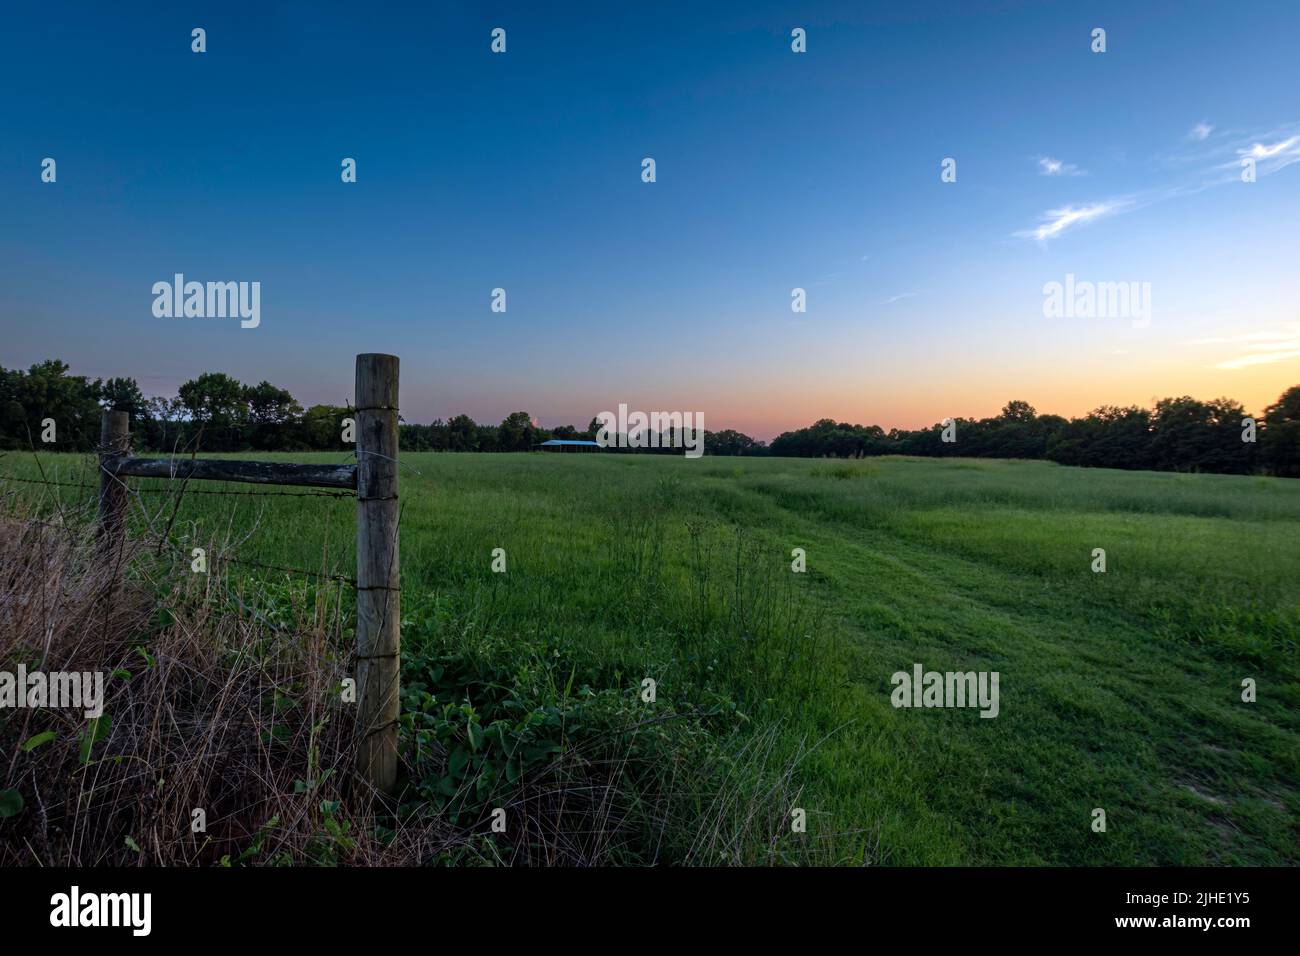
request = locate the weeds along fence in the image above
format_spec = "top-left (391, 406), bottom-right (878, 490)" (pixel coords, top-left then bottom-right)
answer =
top-left (3, 352), bottom-right (401, 794)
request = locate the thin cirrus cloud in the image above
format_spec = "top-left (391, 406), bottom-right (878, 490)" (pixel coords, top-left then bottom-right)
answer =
top-left (1207, 129), bottom-right (1300, 180)
top-left (1216, 350), bottom-right (1300, 370)
top-left (1036, 156), bottom-right (1085, 176)
top-left (1188, 325), bottom-right (1300, 370)
top-left (1018, 122), bottom-right (1300, 241)
top-left (1240, 134), bottom-right (1300, 163)
top-left (1018, 198), bottom-right (1132, 241)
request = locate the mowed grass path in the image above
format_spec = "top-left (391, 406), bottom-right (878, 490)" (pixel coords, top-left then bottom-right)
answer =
top-left (8, 452), bottom-right (1298, 864)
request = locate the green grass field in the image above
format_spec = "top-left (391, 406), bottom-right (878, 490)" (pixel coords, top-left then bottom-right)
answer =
top-left (6, 452), bottom-right (1299, 864)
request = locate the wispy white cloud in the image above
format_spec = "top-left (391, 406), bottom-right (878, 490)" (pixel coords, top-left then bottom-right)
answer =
top-left (1188, 328), bottom-right (1300, 346)
top-left (1187, 325), bottom-right (1300, 370)
top-left (1019, 121), bottom-right (1300, 241)
top-left (1192, 124), bottom-right (1300, 179)
top-left (1017, 199), bottom-right (1131, 241)
top-left (884, 292), bottom-right (920, 304)
top-left (1244, 135), bottom-right (1300, 159)
top-left (1232, 134), bottom-right (1300, 178)
top-left (1037, 156), bottom-right (1085, 177)
top-left (1216, 349), bottom-right (1300, 370)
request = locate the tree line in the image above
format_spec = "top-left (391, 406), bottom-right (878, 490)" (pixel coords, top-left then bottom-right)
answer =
top-left (765, 394), bottom-right (1300, 477)
top-left (2, 360), bottom-right (1297, 476)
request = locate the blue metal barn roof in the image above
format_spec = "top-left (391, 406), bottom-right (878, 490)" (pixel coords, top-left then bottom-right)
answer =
top-left (537, 439), bottom-right (601, 446)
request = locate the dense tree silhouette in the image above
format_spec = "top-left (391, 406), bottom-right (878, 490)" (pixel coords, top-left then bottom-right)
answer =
top-left (1261, 385), bottom-right (1300, 477)
top-left (1, 360), bottom-right (1296, 476)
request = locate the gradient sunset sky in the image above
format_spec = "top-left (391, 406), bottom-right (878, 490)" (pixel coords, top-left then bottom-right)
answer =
top-left (2, 0), bottom-right (1298, 440)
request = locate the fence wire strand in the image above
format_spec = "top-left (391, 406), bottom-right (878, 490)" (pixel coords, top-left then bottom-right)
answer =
top-left (1, 468), bottom-right (361, 586)
top-left (0, 471), bottom-right (353, 499)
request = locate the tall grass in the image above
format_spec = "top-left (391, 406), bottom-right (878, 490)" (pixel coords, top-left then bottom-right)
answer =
top-left (3, 452), bottom-right (1298, 864)
top-left (0, 497), bottom-right (408, 865)
top-left (0, 482), bottom-right (842, 864)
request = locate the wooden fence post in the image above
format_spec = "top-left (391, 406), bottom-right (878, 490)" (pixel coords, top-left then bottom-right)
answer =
top-left (92, 364), bottom-right (400, 793)
top-left (98, 410), bottom-right (130, 549)
top-left (355, 353), bottom-right (400, 793)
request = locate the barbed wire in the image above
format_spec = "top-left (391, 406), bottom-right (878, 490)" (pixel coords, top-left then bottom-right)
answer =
top-left (1, 469), bottom-right (363, 586)
top-left (138, 484), bottom-right (354, 500)
top-left (0, 472), bottom-right (354, 499)
top-left (347, 448), bottom-right (423, 477)
top-left (0, 474), bottom-right (95, 491)
top-left (182, 546), bottom-right (357, 586)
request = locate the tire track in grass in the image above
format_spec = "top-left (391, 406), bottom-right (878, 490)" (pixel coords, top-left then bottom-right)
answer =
top-left (735, 474), bottom-right (1299, 863)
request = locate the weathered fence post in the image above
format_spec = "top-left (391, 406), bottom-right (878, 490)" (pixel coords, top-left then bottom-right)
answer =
top-left (355, 353), bottom-right (400, 793)
top-left (97, 410), bottom-right (130, 548)
top-left (89, 363), bottom-right (399, 793)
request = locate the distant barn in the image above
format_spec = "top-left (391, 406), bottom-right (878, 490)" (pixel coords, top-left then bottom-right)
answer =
top-left (535, 439), bottom-right (602, 453)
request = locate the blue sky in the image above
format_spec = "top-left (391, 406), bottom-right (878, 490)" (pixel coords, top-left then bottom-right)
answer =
top-left (2, 0), bottom-right (1298, 438)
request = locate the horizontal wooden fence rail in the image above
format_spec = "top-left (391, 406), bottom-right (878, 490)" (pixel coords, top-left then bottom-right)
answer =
top-left (103, 456), bottom-right (358, 489)
top-left (95, 352), bottom-right (401, 794)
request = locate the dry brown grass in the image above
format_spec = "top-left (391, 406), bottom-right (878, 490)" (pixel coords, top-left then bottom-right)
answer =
top-left (1, 489), bottom-right (841, 867)
top-left (0, 498), bottom-right (456, 866)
